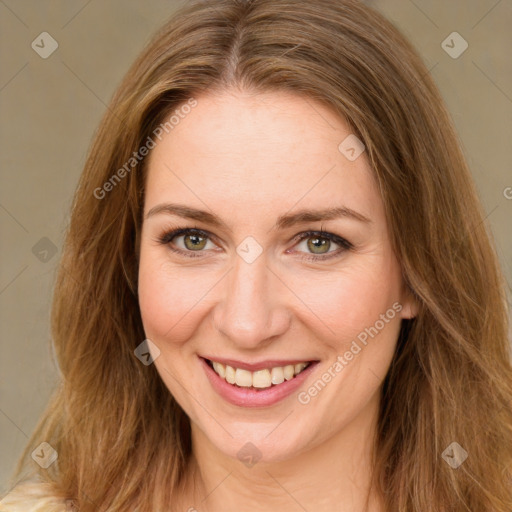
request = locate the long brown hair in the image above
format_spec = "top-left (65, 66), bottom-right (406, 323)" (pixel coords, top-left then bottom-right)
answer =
top-left (3, 0), bottom-right (512, 510)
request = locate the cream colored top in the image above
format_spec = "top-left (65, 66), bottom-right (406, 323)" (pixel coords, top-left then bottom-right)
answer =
top-left (0, 482), bottom-right (68, 512)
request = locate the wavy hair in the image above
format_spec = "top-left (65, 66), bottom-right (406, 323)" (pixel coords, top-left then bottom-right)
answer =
top-left (2, 0), bottom-right (511, 510)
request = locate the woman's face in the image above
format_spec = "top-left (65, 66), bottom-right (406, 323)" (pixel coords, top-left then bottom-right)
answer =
top-left (138, 89), bottom-right (416, 463)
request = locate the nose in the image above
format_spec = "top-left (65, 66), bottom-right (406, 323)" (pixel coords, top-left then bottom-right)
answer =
top-left (213, 252), bottom-right (291, 349)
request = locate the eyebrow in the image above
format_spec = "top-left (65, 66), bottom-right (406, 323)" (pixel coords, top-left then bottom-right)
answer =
top-left (144, 203), bottom-right (371, 230)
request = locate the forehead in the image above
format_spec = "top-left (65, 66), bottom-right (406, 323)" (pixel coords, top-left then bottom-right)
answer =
top-left (144, 89), bottom-right (381, 225)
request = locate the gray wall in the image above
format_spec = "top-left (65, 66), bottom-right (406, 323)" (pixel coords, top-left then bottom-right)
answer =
top-left (1, 0), bottom-right (511, 494)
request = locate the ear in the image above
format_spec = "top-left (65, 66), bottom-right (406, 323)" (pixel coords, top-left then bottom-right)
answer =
top-left (399, 286), bottom-right (419, 319)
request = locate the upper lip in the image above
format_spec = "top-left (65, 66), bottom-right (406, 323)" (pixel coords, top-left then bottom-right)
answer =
top-left (201, 356), bottom-right (317, 372)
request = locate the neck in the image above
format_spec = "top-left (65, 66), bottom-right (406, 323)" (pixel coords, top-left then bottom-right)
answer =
top-left (176, 392), bottom-right (385, 512)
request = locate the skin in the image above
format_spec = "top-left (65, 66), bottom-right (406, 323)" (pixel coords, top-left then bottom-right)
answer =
top-left (138, 88), bottom-right (417, 512)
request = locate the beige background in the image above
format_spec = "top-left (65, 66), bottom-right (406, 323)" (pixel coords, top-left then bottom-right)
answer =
top-left (1, 0), bottom-right (511, 494)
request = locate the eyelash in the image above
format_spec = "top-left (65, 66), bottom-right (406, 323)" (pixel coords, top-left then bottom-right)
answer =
top-left (156, 225), bottom-right (353, 262)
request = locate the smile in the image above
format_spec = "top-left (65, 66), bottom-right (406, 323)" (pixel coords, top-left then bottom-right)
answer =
top-left (207, 359), bottom-right (311, 389)
top-left (200, 356), bottom-right (319, 407)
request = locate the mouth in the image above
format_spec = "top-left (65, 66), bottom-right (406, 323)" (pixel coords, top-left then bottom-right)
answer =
top-left (205, 358), bottom-right (312, 389)
top-left (200, 356), bottom-right (319, 407)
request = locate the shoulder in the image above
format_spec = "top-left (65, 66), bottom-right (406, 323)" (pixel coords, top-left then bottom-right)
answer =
top-left (0, 481), bottom-right (68, 512)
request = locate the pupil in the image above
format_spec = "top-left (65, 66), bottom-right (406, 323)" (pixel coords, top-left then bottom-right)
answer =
top-left (185, 234), bottom-right (205, 250)
top-left (308, 237), bottom-right (329, 254)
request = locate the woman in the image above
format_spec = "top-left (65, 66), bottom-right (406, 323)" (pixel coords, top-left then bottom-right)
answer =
top-left (1, 0), bottom-right (511, 510)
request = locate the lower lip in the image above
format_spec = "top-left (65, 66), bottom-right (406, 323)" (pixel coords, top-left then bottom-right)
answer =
top-left (200, 357), bottom-right (318, 408)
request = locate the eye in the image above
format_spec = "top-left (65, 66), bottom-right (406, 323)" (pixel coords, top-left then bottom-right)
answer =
top-left (290, 231), bottom-right (353, 262)
top-left (156, 227), bottom-right (353, 261)
top-left (157, 227), bottom-right (218, 258)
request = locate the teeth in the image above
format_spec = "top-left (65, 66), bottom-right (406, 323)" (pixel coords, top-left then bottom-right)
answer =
top-left (212, 361), bottom-right (225, 378)
top-left (283, 365), bottom-right (295, 381)
top-left (253, 369), bottom-right (271, 388)
top-left (225, 365), bottom-right (236, 385)
top-left (235, 368), bottom-right (252, 387)
top-left (270, 367), bottom-right (284, 385)
top-left (294, 363), bottom-right (307, 374)
top-left (210, 360), bottom-right (311, 389)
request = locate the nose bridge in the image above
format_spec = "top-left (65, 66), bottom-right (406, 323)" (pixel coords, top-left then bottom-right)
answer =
top-left (213, 253), bottom-right (289, 347)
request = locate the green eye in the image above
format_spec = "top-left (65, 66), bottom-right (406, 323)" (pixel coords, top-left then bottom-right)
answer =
top-left (182, 233), bottom-right (208, 251)
top-left (158, 227), bottom-right (352, 262)
top-left (291, 231), bottom-right (352, 261)
top-left (306, 236), bottom-right (332, 254)
top-left (158, 228), bottom-right (214, 257)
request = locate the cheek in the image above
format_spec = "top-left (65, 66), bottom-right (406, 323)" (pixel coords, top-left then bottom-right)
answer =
top-left (138, 240), bottom-right (404, 357)
top-left (137, 250), bottom-right (215, 345)
top-left (289, 258), bottom-right (403, 348)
